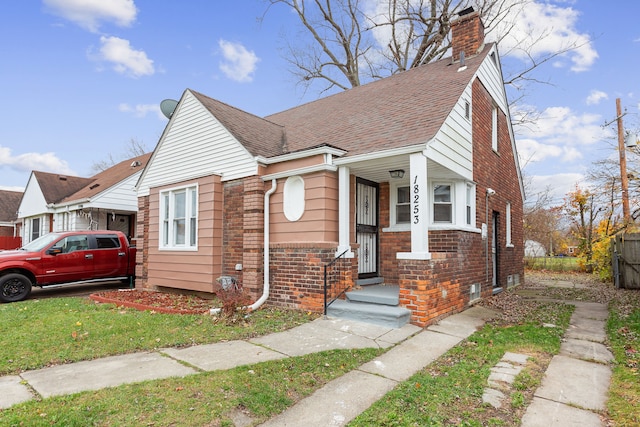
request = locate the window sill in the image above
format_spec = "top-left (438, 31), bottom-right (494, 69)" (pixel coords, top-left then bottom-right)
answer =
top-left (159, 246), bottom-right (198, 252)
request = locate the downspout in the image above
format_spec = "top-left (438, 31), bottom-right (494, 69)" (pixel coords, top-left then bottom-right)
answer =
top-left (248, 178), bottom-right (277, 311)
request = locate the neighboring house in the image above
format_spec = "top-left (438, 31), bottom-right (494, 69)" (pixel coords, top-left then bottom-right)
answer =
top-left (18, 154), bottom-right (151, 244)
top-left (524, 240), bottom-right (547, 257)
top-left (135, 10), bottom-right (524, 327)
top-left (0, 190), bottom-right (23, 248)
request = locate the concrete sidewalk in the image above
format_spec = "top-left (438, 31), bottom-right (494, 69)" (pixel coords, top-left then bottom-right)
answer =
top-left (520, 301), bottom-right (613, 427)
top-left (0, 306), bottom-right (494, 413)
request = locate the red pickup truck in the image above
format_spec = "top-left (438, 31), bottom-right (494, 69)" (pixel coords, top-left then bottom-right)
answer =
top-left (0, 230), bottom-right (136, 302)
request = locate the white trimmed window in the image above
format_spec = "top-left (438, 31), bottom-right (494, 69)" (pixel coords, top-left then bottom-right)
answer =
top-left (433, 184), bottom-right (452, 223)
top-left (506, 202), bottom-right (513, 247)
top-left (492, 105), bottom-right (499, 152)
top-left (388, 184), bottom-right (411, 229)
top-left (466, 183), bottom-right (475, 226)
top-left (160, 185), bottom-right (198, 249)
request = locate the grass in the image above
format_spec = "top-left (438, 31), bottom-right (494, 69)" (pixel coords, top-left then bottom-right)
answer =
top-left (0, 348), bottom-right (382, 426)
top-left (607, 299), bottom-right (640, 426)
top-left (524, 256), bottom-right (581, 272)
top-left (0, 297), bottom-right (317, 375)
top-left (348, 302), bottom-right (574, 427)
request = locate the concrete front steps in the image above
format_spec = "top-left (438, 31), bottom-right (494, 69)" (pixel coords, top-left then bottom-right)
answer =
top-left (326, 278), bottom-right (411, 328)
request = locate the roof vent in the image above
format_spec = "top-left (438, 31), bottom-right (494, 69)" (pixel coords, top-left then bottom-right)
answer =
top-left (89, 183), bottom-right (100, 190)
top-left (131, 160), bottom-right (141, 167)
top-left (58, 175), bottom-right (67, 181)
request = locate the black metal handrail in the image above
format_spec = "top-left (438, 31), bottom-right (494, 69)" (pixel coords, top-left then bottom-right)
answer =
top-left (324, 249), bottom-right (350, 315)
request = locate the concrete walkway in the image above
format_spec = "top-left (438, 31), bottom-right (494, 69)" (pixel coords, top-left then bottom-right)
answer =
top-left (520, 301), bottom-right (613, 427)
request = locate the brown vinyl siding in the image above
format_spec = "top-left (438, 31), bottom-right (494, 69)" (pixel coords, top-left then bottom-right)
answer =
top-left (269, 171), bottom-right (339, 243)
top-left (146, 175), bottom-right (223, 293)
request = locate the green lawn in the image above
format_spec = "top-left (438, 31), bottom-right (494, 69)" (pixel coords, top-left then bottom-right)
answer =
top-left (524, 256), bottom-right (581, 272)
top-left (0, 297), bottom-right (317, 375)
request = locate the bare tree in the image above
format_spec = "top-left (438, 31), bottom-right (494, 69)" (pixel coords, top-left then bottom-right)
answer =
top-left (266, 0), bottom-right (585, 98)
top-left (91, 138), bottom-right (149, 173)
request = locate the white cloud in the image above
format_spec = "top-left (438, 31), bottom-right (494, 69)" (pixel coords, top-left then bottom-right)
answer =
top-left (95, 36), bottom-right (154, 78)
top-left (529, 173), bottom-right (585, 202)
top-left (513, 104), bottom-right (612, 172)
top-left (43, 0), bottom-right (137, 33)
top-left (586, 90), bottom-right (608, 106)
top-left (492, 1), bottom-right (598, 72)
top-left (119, 103), bottom-right (163, 119)
top-left (0, 145), bottom-right (75, 175)
top-left (218, 40), bottom-right (259, 83)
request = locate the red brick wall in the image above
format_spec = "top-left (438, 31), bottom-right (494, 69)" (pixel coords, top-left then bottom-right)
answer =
top-left (472, 79), bottom-right (524, 290)
top-left (222, 180), bottom-right (245, 289)
top-left (451, 11), bottom-right (485, 61)
top-left (268, 243), bottom-right (353, 312)
top-left (135, 195), bottom-right (149, 289)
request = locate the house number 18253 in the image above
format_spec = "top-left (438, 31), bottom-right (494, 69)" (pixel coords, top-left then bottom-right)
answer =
top-left (413, 176), bottom-right (420, 224)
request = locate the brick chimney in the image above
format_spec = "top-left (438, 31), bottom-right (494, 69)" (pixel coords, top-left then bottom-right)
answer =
top-left (451, 7), bottom-right (485, 62)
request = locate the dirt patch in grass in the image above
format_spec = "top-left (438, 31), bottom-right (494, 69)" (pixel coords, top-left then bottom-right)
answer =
top-left (90, 289), bottom-right (215, 315)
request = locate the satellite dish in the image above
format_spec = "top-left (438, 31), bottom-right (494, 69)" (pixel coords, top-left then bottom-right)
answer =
top-left (160, 99), bottom-right (178, 119)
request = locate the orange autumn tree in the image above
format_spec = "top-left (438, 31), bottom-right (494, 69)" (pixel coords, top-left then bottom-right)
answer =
top-left (562, 185), bottom-right (603, 273)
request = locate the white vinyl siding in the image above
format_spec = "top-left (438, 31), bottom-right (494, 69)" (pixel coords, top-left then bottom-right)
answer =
top-left (427, 84), bottom-right (474, 180)
top-left (137, 91), bottom-right (258, 196)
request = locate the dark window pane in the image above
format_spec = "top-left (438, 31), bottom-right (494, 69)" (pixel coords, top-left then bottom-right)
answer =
top-left (434, 205), bottom-right (452, 222)
top-left (396, 205), bottom-right (410, 223)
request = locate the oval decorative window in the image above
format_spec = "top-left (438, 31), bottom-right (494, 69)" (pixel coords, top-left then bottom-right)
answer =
top-left (283, 176), bottom-right (305, 221)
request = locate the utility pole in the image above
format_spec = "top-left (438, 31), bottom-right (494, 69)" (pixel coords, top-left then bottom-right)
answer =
top-left (616, 98), bottom-right (631, 223)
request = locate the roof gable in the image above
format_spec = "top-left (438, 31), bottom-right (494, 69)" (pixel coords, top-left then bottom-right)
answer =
top-left (190, 91), bottom-right (285, 158)
top-left (33, 172), bottom-right (93, 204)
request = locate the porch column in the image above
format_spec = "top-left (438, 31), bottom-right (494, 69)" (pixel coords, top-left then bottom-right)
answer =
top-left (336, 166), bottom-right (354, 257)
top-left (398, 152), bottom-right (431, 260)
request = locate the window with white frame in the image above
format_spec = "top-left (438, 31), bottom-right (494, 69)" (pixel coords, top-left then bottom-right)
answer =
top-left (506, 202), bottom-right (513, 246)
top-left (160, 185), bottom-right (198, 249)
top-left (31, 218), bottom-right (40, 241)
top-left (466, 184), bottom-right (474, 226)
top-left (396, 185), bottom-right (410, 224)
top-left (491, 105), bottom-right (498, 152)
top-left (433, 184), bottom-right (452, 223)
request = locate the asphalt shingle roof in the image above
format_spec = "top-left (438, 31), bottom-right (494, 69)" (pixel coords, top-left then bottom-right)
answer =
top-left (265, 47), bottom-right (491, 157)
top-left (187, 44), bottom-right (492, 160)
top-left (0, 190), bottom-right (22, 222)
top-left (33, 172), bottom-right (93, 205)
top-left (62, 153), bottom-right (151, 203)
top-left (190, 91), bottom-right (286, 158)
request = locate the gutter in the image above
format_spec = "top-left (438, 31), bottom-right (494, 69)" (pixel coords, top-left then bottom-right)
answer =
top-left (248, 179), bottom-right (277, 311)
top-left (210, 179), bottom-right (277, 315)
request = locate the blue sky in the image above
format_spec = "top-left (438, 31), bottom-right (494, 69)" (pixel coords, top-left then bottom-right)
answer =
top-left (1, 0), bottom-right (639, 206)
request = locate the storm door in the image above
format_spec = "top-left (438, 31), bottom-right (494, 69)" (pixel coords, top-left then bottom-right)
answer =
top-left (356, 179), bottom-right (379, 279)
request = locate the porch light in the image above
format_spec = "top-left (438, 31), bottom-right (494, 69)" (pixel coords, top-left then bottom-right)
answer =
top-left (389, 169), bottom-right (405, 179)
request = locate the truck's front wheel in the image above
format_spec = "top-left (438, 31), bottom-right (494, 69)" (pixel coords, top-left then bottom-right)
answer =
top-left (0, 274), bottom-right (33, 302)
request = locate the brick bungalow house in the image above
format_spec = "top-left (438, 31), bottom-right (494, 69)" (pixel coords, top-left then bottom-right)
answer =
top-left (135, 11), bottom-right (524, 327)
